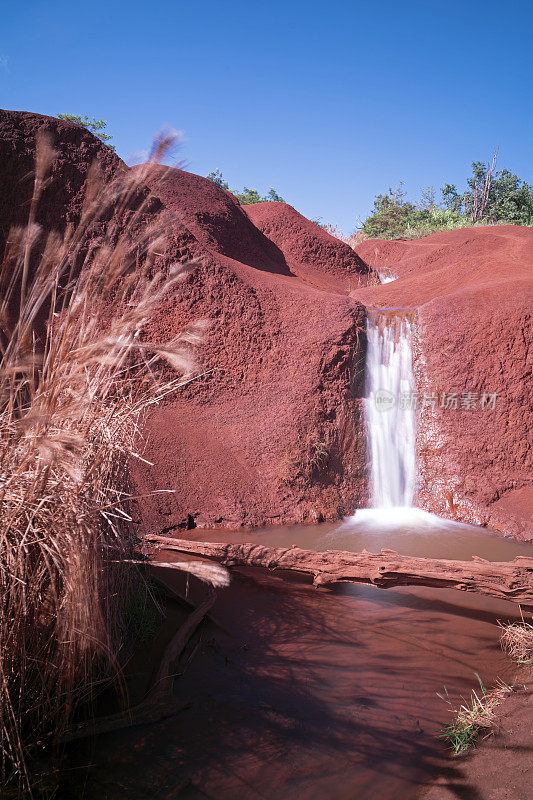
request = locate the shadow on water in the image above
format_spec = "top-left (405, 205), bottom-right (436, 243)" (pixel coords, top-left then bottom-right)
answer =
top-left (63, 526), bottom-right (529, 800)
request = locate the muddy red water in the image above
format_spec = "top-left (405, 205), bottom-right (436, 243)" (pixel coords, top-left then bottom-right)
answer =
top-left (69, 520), bottom-right (532, 799)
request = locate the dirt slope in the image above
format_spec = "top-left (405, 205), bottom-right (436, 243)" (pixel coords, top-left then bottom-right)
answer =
top-left (132, 166), bottom-right (371, 531)
top-left (353, 227), bottom-right (533, 539)
top-left (0, 110), bottom-right (370, 532)
top-left (246, 201), bottom-right (371, 292)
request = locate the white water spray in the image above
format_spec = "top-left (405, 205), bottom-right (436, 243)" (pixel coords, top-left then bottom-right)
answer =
top-left (339, 309), bottom-right (473, 533)
top-left (377, 271), bottom-right (397, 284)
top-left (365, 311), bottom-right (416, 508)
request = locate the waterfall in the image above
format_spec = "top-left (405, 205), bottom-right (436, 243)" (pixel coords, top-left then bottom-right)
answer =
top-left (365, 311), bottom-right (416, 509)
top-left (377, 271), bottom-right (397, 284)
top-left (338, 308), bottom-right (470, 533)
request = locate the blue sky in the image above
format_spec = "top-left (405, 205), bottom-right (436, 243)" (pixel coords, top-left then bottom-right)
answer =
top-left (2, 0), bottom-right (532, 232)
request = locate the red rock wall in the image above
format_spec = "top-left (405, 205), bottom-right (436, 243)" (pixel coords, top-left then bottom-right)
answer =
top-left (132, 167), bottom-right (370, 531)
top-left (354, 227), bottom-right (533, 540)
top-left (0, 110), bottom-right (370, 533)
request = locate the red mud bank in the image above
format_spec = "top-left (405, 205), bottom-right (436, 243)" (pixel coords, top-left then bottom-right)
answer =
top-left (2, 108), bottom-right (531, 539)
top-left (131, 166), bottom-right (372, 531)
top-left (353, 229), bottom-right (533, 540)
top-left (0, 109), bottom-right (372, 532)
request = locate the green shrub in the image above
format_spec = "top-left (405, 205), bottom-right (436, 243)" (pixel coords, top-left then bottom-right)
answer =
top-left (361, 156), bottom-right (533, 240)
top-left (206, 170), bottom-right (284, 205)
top-left (57, 114), bottom-right (115, 151)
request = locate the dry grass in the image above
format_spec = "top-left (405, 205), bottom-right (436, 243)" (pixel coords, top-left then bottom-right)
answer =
top-left (346, 231), bottom-right (368, 248)
top-left (277, 431), bottom-right (329, 487)
top-left (438, 674), bottom-right (511, 755)
top-left (500, 620), bottom-right (533, 664)
top-left (0, 131), bottom-right (208, 793)
top-left (439, 618), bottom-right (533, 756)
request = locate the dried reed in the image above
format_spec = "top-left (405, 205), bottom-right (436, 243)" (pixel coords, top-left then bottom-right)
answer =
top-left (500, 619), bottom-right (533, 664)
top-left (0, 130), bottom-right (205, 793)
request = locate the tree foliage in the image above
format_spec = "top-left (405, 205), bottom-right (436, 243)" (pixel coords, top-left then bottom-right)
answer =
top-left (206, 169), bottom-right (229, 190)
top-left (362, 157), bottom-right (533, 239)
top-left (463, 163), bottom-right (533, 225)
top-left (206, 170), bottom-right (284, 205)
top-left (362, 184), bottom-right (425, 239)
top-left (57, 114), bottom-right (115, 152)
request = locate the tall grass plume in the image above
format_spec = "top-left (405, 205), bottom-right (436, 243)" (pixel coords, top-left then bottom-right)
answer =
top-left (0, 130), bottom-right (203, 792)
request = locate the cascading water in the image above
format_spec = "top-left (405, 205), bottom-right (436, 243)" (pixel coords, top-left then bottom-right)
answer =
top-left (377, 271), bottom-right (397, 284)
top-left (340, 307), bottom-right (456, 531)
top-left (365, 311), bottom-right (416, 509)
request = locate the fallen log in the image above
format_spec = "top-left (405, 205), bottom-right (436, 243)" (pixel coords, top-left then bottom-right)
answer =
top-left (146, 534), bottom-right (533, 608)
top-left (64, 588), bottom-right (216, 742)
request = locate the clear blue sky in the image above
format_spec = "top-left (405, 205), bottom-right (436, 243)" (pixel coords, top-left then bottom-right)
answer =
top-left (2, 0), bottom-right (532, 232)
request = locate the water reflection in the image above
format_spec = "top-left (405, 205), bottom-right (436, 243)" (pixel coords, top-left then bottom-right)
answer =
top-left (66, 521), bottom-right (532, 799)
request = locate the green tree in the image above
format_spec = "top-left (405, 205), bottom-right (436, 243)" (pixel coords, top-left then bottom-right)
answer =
top-left (489, 169), bottom-right (533, 224)
top-left (362, 158), bottom-right (533, 240)
top-left (206, 169), bottom-right (229, 190)
top-left (57, 114), bottom-right (115, 152)
top-left (362, 184), bottom-right (418, 238)
top-left (463, 162), bottom-right (533, 224)
top-left (264, 187), bottom-right (284, 202)
top-left (234, 186), bottom-right (263, 205)
top-left (441, 183), bottom-right (463, 213)
top-left (206, 171), bottom-right (284, 204)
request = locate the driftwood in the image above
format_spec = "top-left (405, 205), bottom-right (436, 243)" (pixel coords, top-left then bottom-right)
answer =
top-left (146, 534), bottom-right (533, 608)
top-left (64, 587), bottom-right (216, 742)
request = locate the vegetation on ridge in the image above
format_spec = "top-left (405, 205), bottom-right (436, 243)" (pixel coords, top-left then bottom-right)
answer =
top-left (57, 114), bottom-right (116, 151)
top-left (360, 152), bottom-right (533, 240)
top-left (207, 169), bottom-right (284, 204)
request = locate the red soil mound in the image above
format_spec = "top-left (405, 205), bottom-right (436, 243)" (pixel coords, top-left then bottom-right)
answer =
top-left (0, 110), bottom-right (369, 531)
top-left (355, 226), bottom-right (532, 306)
top-left (131, 165), bottom-right (368, 530)
top-left (353, 228), bottom-right (533, 539)
top-left (0, 109), bottom-right (157, 331)
top-left (131, 165), bottom-right (293, 276)
top-left (0, 109), bottom-right (122, 252)
top-left (246, 201), bottom-right (371, 292)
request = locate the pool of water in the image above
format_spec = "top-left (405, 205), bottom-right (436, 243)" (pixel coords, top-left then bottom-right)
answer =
top-left (191, 511), bottom-right (532, 562)
top-left (69, 518), bottom-right (532, 799)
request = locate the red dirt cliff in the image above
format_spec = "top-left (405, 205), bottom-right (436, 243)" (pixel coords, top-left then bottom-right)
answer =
top-left (132, 165), bottom-right (371, 531)
top-left (0, 110), bottom-right (370, 532)
top-left (353, 228), bottom-right (533, 540)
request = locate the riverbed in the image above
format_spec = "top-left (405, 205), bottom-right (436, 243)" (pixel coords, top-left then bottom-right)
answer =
top-left (67, 517), bottom-right (532, 799)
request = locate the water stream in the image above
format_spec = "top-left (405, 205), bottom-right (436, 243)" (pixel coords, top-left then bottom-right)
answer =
top-left (64, 302), bottom-right (533, 800)
top-left (377, 270), bottom-right (397, 284)
top-left (72, 524), bottom-right (531, 800)
top-left (365, 310), bottom-right (416, 508)
top-left (345, 308), bottom-right (455, 532)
